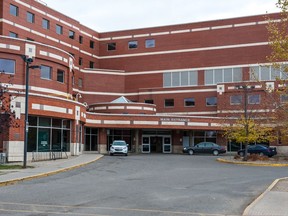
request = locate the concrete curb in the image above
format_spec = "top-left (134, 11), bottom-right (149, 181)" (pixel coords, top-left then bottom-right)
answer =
top-left (242, 177), bottom-right (288, 216)
top-left (216, 158), bottom-right (288, 167)
top-left (0, 155), bottom-right (104, 187)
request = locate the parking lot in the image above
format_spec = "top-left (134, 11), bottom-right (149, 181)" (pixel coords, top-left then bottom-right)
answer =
top-left (0, 154), bottom-right (287, 216)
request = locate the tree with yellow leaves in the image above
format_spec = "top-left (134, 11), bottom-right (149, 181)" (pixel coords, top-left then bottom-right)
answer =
top-left (266, 0), bottom-right (288, 146)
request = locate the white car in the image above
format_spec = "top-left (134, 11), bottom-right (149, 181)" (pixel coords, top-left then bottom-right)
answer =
top-left (109, 140), bottom-right (128, 156)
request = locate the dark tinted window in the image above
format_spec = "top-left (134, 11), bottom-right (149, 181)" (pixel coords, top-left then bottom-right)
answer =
top-left (69, 30), bottom-right (75, 39)
top-left (165, 99), bottom-right (174, 107)
top-left (107, 43), bottom-right (116, 51)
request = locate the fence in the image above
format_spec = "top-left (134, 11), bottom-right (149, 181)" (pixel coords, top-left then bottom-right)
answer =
top-left (32, 149), bottom-right (68, 162)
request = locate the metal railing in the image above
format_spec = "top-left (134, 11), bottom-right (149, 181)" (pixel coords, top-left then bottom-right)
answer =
top-left (32, 149), bottom-right (68, 162)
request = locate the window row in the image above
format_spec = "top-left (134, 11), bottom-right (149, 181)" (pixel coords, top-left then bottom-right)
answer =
top-left (163, 71), bottom-right (198, 87)
top-left (145, 97), bottom-right (218, 108)
top-left (107, 39), bottom-right (155, 51)
top-left (39, 65), bottom-right (65, 83)
top-left (205, 67), bottom-right (242, 85)
top-left (231, 94), bottom-right (288, 105)
top-left (249, 65), bottom-right (288, 81)
top-left (9, 4), bottom-right (95, 48)
top-left (230, 94), bottom-right (260, 105)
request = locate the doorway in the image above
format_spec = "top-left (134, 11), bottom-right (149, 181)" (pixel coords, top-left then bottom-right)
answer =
top-left (142, 135), bottom-right (172, 153)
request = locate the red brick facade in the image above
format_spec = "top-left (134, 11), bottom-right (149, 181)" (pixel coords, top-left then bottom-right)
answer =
top-left (0, 0), bottom-right (287, 161)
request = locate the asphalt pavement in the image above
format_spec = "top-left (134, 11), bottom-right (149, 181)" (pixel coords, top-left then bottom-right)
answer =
top-left (0, 154), bottom-right (287, 216)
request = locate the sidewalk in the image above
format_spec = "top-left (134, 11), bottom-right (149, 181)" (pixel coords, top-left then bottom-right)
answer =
top-left (217, 157), bottom-right (288, 215)
top-left (243, 177), bottom-right (288, 216)
top-left (0, 154), bottom-right (103, 187)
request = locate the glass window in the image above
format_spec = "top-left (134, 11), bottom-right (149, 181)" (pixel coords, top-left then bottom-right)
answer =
top-left (128, 41), bottom-right (138, 49)
top-left (56, 24), bottom-right (63, 35)
top-left (189, 71), bottom-right (198, 86)
top-left (172, 72), bottom-right (180, 86)
top-left (184, 98), bottom-right (195, 107)
top-left (230, 95), bottom-right (242, 105)
top-left (181, 71), bottom-right (189, 86)
top-left (9, 32), bottom-right (18, 38)
top-left (163, 72), bottom-right (171, 87)
top-left (214, 69), bottom-right (223, 84)
top-left (78, 78), bottom-right (83, 88)
top-left (79, 36), bottom-right (83, 44)
top-left (39, 117), bottom-right (51, 127)
top-left (271, 66), bottom-right (281, 80)
top-left (57, 70), bottom-right (64, 83)
top-left (107, 43), bottom-right (116, 51)
top-left (69, 30), bottom-right (75, 39)
top-left (89, 61), bottom-right (94, 68)
top-left (206, 97), bottom-right (217, 106)
top-left (145, 99), bottom-right (154, 104)
top-left (10, 4), bottom-right (18, 16)
top-left (27, 11), bottom-right (35, 23)
top-left (260, 66), bottom-right (270, 80)
top-left (145, 39), bottom-right (155, 48)
top-left (79, 57), bottom-right (83, 65)
top-left (250, 66), bottom-right (259, 81)
top-left (40, 65), bottom-right (52, 80)
top-left (248, 94), bottom-right (260, 104)
top-left (280, 94), bottom-right (288, 103)
top-left (205, 70), bottom-right (214, 85)
top-left (224, 68), bottom-right (232, 82)
top-left (90, 40), bottom-right (95, 49)
top-left (233, 68), bottom-right (242, 82)
top-left (42, 19), bottom-right (50, 29)
top-left (165, 99), bottom-right (174, 107)
top-left (0, 59), bottom-right (15, 74)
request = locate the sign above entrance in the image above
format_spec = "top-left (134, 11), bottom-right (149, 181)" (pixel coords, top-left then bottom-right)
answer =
top-left (160, 117), bottom-right (190, 122)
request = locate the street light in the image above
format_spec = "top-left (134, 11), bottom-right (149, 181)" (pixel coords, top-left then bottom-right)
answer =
top-left (22, 55), bottom-right (41, 168)
top-left (235, 85), bottom-right (255, 161)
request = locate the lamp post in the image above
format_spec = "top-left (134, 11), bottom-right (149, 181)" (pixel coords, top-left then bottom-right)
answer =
top-left (22, 55), bottom-right (41, 168)
top-left (235, 85), bottom-right (255, 161)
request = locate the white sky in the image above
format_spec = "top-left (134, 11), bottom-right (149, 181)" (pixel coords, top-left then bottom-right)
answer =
top-left (40, 0), bottom-right (280, 32)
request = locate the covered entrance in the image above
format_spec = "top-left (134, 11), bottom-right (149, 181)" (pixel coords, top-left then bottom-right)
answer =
top-left (142, 130), bottom-right (172, 153)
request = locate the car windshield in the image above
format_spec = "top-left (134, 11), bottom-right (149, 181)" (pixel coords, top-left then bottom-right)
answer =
top-left (113, 141), bottom-right (126, 146)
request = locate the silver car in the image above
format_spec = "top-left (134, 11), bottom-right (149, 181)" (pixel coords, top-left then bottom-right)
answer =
top-left (109, 140), bottom-right (128, 156)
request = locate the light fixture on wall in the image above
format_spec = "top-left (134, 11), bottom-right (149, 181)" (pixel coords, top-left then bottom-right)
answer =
top-left (75, 93), bottom-right (82, 101)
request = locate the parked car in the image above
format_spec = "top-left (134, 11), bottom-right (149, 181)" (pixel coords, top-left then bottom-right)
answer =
top-left (109, 140), bottom-right (128, 156)
top-left (183, 142), bottom-right (226, 156)
top-left (237, 145), bottom-right (277, 157)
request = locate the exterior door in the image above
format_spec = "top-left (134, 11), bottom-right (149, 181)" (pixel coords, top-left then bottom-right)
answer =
top-left (142, 136), bottom-right (150, 153)
top-left (163, 136), bottom-right (172, 153)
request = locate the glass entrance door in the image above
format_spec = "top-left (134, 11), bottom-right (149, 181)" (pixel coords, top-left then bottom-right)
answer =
top-left (142, 136), bottom-right (150, 153)
top-left (163, 136), bottom-right (172, 153)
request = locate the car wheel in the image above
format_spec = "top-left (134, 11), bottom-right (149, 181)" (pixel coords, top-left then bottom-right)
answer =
top-left (213, 150), bottom-right (219, 156)
top-left (188, 149), bottom-right (194, 155)
top-left (239, 152), bottom-right (244, 157)
top-left (110, 153), bottom-right (113, 156)
top-left (125, 153), bottom-right (128, 156)
top-left (259, 152), bottom-right (264, 156)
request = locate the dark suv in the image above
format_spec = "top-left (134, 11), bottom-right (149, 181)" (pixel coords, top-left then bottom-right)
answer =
top-left (183, 142), bottom-right (226, 156)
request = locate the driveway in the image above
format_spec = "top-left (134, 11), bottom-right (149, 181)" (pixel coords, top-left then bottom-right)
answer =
top-left (0, 154), bottom-right (286, 216)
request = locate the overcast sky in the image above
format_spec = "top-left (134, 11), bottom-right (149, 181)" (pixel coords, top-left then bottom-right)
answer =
top-left (41, 0), bottom-right (280, 32)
